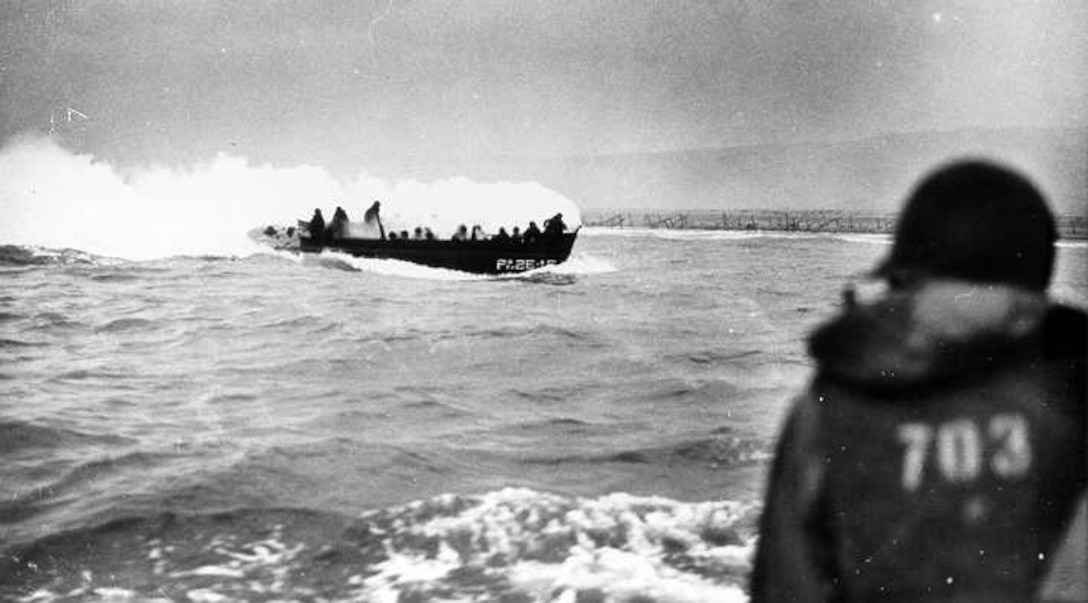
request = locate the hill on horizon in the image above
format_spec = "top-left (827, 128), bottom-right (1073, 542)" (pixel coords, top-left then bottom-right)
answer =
top-left (376, 127), bottom-right (1087, 216)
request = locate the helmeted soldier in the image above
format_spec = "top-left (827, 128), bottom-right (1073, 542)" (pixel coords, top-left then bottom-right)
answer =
top-left (751, 160), bottom-right (1086, 602)
top-left (308, 208), bottom-right (326, 241)
top-left (364, 201), bottom-right (385, 240)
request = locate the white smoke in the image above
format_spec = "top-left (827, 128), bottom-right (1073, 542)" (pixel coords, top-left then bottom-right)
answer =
top-left (0, 135), bottom-right (582, 261)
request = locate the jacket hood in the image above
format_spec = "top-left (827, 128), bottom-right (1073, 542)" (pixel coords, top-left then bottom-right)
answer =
top-left (809, 279), bottom-right (1086, 392)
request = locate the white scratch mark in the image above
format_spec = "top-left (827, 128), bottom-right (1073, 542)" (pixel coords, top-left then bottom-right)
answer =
top-left (368, 0), bottom-right (396, 69)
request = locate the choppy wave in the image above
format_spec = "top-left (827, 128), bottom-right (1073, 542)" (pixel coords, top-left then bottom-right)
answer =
top-left (0, 337), bottom-right (45, 350)
top-left (3, 220), bottom-right (1081, 602)
top-left (0, 421), bottom-right (135, 455)
top-left (1, 488), bottom-right (757, 602)
top-left (608, 431), bottom-right (770, 468)
top-left (528, 429), bottom-right (770, 469)
top-left (0, 245), bottom-right (124, 267)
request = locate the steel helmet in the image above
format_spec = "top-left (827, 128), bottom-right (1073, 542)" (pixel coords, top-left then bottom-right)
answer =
top-left (874, 160), bottom-right (1056, 291)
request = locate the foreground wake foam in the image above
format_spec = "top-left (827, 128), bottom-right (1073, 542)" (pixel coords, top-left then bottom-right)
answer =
top-left (357, 488), bottom-right (755, 602)
top-left (2, 488), bottom-right (758, 602)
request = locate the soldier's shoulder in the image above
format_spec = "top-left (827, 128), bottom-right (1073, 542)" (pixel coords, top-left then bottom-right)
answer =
top-left (1044, 304), bottom-right (1087, 360)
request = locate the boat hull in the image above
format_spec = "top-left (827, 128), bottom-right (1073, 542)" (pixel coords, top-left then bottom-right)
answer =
top-left (298, 232), bottom-right (579, 274)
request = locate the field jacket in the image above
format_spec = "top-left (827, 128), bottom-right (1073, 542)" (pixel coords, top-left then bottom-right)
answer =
top-left (751, 280), bottom-right (1087, 603)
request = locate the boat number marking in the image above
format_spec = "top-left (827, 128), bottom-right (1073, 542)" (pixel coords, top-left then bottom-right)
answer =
top-left (496, 259), bottom-right (557, 271)
top-left (896, 414), bottom-right (1031, 492)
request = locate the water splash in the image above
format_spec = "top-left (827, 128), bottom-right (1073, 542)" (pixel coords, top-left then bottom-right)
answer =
top-left (355, 488), bottom-right (755, 602)
top-left (539, 252), bottom-right (617, 276)
top-left (0, 135), bottom-right (581, 261)
top-left (259, 245), bottom-right (614, 281)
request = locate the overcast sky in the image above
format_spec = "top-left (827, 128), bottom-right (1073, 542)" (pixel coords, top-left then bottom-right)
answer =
top-left (2, 0), bottom-right (1085, 171)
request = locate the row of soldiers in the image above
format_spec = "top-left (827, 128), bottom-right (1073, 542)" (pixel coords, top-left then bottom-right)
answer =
top-left (308, 201), bottom-right (383, 241)
top-left (449, 213), bottom-right (568, 244)
top-left (308, 204), bottom-right (568, 244)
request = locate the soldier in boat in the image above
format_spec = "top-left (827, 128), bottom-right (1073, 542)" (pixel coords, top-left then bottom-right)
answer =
top-left (523, 221), bottom-right (541, 244)
top-left (543, 213), bottom-right (567, 236)
top-left (328, 206), bottom-right (349, 239)
top-left (363, 201), bottom-right (385, 240)
top-left (308, 208), bottom-right (326, 241)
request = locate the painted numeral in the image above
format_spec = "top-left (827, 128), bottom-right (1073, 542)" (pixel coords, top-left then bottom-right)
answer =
top-left (989, 414), bottom-right (1031, 478)
top-left (896, 414), bottom-right (1031, 491)
top-left (936, 419), bottom-right (982, 483)
top-left (897, 424), bottom-right (932, 492)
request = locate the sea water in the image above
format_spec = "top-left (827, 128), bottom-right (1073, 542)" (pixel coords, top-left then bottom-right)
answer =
top-left (1, 228), bottom-right (1086, 602)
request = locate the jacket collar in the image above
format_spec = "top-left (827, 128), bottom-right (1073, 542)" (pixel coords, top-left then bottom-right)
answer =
top-left (809, 279), bottom-right (1050, 391)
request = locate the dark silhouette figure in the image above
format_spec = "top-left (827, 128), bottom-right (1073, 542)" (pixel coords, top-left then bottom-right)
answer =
top-left (493, 227), bottom-right (511, 244)
top-left (308, 208), bottom-right (326, 241)
top-left (413, 227), bottom-right (424, 240)
top-left (364, 201), bottom-right (385, 240)
top-left (452, 224), bottom-right (469, 242)
top-left (751, 160), bottom-right (1087, 603)
top-left (424, 228), bottom-right (436, 241)
top-left (329, 206), bottom-right (349, 239)
top-left (511, 226), bottom-right (523, 244)
top-left (523, 221), bottom-right (541, 244)
top-left (543, 212), bottom-right (567, 237)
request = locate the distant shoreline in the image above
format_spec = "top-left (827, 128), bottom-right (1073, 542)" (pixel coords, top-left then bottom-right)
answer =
top-left (581, 209), bottom-right (1088, 240)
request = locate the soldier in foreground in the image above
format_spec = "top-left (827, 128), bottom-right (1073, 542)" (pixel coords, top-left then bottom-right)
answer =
top-left (751, 160), bottom-right (1086, 602)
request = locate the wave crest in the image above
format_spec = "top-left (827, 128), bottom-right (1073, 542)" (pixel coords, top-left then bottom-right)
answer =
top-left (1, 489), bottom-right (757, 602)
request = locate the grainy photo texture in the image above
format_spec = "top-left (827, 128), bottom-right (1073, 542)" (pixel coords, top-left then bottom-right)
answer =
top-left (1, 2), bottom-right (1085, 601)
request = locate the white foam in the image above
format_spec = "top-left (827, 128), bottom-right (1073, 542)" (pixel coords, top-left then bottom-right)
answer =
top-left (18, 587), bottom-right (172, 603)
top-left (509, 549), bottom-right (748, 603)
top-left (270, 247), bottom-right (614, 281)
top-left (0, 135), bottom-right (581, 261)
top-left (539, 252), bottom-right (617, 275)
top-left (331, 252), bottom-right (490, 281)
top-left (354, 487), bottom-right (757, 602)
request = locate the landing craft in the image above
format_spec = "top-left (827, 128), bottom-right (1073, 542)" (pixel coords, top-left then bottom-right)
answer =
top-left (251, 222), bottom-right (579, 275)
